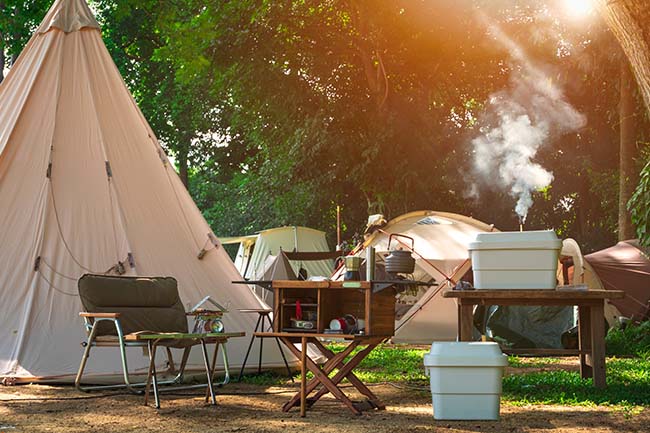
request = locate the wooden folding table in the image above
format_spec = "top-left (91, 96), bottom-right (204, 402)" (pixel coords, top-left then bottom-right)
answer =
top-left (443, 288), bottom-right (625, 388)
top-left (255, 332), bottom-right (387, 416)
top-left (252, 279), bottom-right (407, 416)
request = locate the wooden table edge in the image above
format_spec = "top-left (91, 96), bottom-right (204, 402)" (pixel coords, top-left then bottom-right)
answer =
top-left (255, 332), bottom-right (390, 340)
top-left (124, 331), bottom-right (245, 341)
top-left (442, 289), bottom-right (625, 299)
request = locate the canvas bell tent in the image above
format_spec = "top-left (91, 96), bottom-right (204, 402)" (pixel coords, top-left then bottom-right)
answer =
top-left (221, 226), bottom-right (336, 304)
top-left (0, 0), bottom-right (292, 382)
top-left (345, 210), bottom-right (496, 344)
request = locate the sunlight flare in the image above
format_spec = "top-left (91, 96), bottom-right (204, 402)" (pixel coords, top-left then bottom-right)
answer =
top-left (563, 0), bottom-right (595, 18)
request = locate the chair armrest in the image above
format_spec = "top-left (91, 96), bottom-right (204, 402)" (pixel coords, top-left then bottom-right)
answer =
top-left (79, 312), bottom-right (121, 318)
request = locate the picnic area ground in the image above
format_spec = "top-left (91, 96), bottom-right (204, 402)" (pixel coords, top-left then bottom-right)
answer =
top-left (1, 356), bottom-right (648, 433)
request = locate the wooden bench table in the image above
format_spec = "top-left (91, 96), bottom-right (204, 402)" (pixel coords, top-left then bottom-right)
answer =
top-left (255, 332), bottom-right (388, 416)
top-left (442, 288), bottom-right (625, 388)
top-left (124, 331), bottom-right (245, 407)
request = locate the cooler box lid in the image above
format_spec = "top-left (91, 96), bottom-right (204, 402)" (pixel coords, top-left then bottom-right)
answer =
top-left (423, 342), bottom-right (508, 367)
top-left (468, 230), bottom-right (562, 251)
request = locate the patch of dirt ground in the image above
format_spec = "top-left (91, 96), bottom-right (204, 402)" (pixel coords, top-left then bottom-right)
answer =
top-left (0, 379), bottom-right (647, 433)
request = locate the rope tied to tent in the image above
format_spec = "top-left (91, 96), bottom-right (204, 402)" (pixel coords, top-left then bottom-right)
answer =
top-left (197, 233), bottom-right (220, 260)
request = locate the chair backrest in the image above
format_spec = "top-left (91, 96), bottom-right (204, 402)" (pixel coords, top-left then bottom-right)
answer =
top-left (78, 274), bottom-right (188, 336)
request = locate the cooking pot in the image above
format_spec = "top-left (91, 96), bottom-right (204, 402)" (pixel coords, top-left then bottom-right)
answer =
top-left (385, 233), bottom-right (415, 274)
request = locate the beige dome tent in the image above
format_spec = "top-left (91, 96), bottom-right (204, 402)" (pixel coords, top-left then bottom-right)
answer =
top-left (343, 210), bottom-right (496, 344)
top-left (0, 0), bottom-right (292, 382)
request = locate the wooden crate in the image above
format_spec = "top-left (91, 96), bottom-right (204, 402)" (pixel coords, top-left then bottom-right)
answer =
top-left (271, 280), bottom-right (395, 337)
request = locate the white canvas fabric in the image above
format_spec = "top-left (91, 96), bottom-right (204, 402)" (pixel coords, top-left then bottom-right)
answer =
top-left (0, 0), bottom-right (293, 381)
top-left (350, 211), bottom-right (496, 344)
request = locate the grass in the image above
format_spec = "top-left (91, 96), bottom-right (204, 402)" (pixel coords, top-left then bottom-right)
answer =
top-left (606, 320), bottom-right (650, 357)
top-left (239, 343), bottom-right (650, 411)
top-left (503, 357), bottom-right (650, 407)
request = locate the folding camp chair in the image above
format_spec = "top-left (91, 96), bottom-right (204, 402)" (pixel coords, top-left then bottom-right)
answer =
top-left (74, 274), bottom-right (244, 408)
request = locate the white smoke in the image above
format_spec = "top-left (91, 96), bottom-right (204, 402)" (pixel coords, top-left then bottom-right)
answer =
top-left (470, 22), bottom-right (586, 223)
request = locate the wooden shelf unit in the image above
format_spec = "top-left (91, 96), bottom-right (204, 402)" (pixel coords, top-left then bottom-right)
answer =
top-left (271, 280), bottom-right (396, 337)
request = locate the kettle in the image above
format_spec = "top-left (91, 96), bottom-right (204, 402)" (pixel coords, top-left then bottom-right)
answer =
top-left (385, 233), bottom-right (415, 274)
top-left (340, 255), bottom-right (362, 281)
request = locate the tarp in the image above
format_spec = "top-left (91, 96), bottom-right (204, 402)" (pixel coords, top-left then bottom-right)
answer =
top-left (0, 0), bottom-right (293, 381)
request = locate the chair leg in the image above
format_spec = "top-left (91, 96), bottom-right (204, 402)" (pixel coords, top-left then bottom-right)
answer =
top-left (238, 314), bottom-right (262, 381)
top-left (165, 347), bottom-right (176, 375)
top-left (218, 343), bottom-right (231, 386)
top-left (75, 322), bottom-right (99, 392)
top-left (200, 339), bottom-right (217, 405)
top-left (75, 320), bottom-right (141, 394)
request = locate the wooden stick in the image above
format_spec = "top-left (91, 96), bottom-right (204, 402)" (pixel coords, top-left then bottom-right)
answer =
top-left (336, 205), bottom-right (341, 249)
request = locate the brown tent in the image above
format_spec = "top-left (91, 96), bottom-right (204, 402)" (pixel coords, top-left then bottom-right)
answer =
top-left (585, 240), bottom-right (650, 322)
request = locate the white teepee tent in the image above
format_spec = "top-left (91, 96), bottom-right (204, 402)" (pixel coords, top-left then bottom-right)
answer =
top-left (0, 0), bottom-right (292, 381)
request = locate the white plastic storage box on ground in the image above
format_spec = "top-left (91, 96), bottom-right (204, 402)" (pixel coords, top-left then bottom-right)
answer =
top-left (469, 230), bottom-right (562, 289)
top-left (424, 342), bottom-right (508, 420)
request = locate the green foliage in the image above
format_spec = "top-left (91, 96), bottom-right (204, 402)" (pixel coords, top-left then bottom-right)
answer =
top-left (630, 161), bottom-right (650, 246)
top-left (606, 320), bottom-right (650, 358)
top-left (0, 0), bottom-right (51, 82)
top-left (240, 344), bottom-right (650, 409)
top-left (503, 358), bottom-right (650, 407)
top-left (4, 1), bottom-right (646, 249)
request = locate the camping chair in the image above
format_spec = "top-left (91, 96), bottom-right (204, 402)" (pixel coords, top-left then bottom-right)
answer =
top-left (75, 274), bottom-right (244, 408)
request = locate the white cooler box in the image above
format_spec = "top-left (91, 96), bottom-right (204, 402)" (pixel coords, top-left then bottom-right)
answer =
top-left (469, 230), bottom-right (562, 289)
top-left (424, 342), bottom-right (508, 420)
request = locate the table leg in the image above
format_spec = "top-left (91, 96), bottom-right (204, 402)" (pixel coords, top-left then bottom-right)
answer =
top-left (237, 313), bottom-right (262, 381)
top-left (459, 303), bottom-right (474, 341)
top-left (200, 339), bottom-right (217, 405)
top-left (264, 313), bottom-right (294, 382)
top-left (578, 305), bottom-right (592, 379)
top-left (311, 339), bottom-right (385, 409)
top-left (590, 302), bottom-right (607, 388)
top-left (300, 336), bottom-right (307, 417)
top-left (280, 337), bottom-right (361, 415)
top-left (145, 340), bottom-right (161, 408)
top-left (205, 341), bottom-right (220, 402)
top-left (282, 341), bottom-right (358, 412)
top-left (309, 342), bottom-right (384, 410)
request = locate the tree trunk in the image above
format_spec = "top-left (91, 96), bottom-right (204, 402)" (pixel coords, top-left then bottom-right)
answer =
top-left (177, 148), bottom-right (189, 188)
top-left (348, 0), bottom-right (389, 111)
top-left (618, 62), bottom-right (638, 241)
top-left (597, 1), bottom-right (650, 112)
top-left (0, 26), bottom-right (4, 84)
top-left (0, 45), bottom-right (5, 84)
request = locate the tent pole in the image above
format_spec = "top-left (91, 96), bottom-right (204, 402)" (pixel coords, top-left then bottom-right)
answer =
top-left (337, 205), bottom-right (341, 250)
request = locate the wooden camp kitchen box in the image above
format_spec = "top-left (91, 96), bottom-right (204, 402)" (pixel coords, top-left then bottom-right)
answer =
top-left (271, 280), bottom-right (397, 336)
